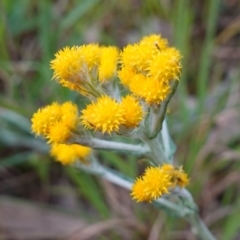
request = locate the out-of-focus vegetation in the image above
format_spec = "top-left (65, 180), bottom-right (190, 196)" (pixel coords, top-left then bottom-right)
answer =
top-left (0, 0), bottom-right (240, 239)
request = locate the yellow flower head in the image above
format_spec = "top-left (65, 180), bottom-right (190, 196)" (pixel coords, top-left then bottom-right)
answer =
top-left (175, 171), bottom-right (189, 188)
top-left (131, 166), bottom-right (172, 202)
top-left (131, 164), bottom-right (189, 202)
top-left (149, 47), bottom-right (182, 82)
top-left (118, 35), bottom-right (181, 105)
top-left (139, 34), bottom-right (168, 51)
top-left (120, 43), bottom-right (153, 72)
top-left (31, 101), bottom-right (79, 143)
top-left (50, 143), bottom-right (92, 165)
top-left (50, 44), bottom-right (101, 96)
top-left (131, 177), bottom-right (152, 202)
top-left (80, 95), bottom-right (124, 134)
top-left (98, 46), bottom-right (119, 82)
top-left (161, 164), bottom-right (175, 172)
top-left (61, 101), bottom-right (78, 129)
top-left (47, 122), bottom-right (72, 144)
top-left (129, 74), bottom-right (171, 105)
top-left (31, 102), bottom-right (62, 136)
top-left (51, 46), bottom-right (83, 82)
top-left (80, 44), bottom-right (101, 69)
top-left (160, 164), bottom-right (189, 188)
top-left (120, 34), bottom-right (168, 72)
top-left (172, 166), bottom-right (189, 188)
top-left (120, 95), bottom-right (144, 128)
top-left (118, 66), bottom-right (136, 87)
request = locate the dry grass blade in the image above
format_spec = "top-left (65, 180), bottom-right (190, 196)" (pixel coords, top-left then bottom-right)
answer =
top-left (147, 213), bottom-right (165, 240)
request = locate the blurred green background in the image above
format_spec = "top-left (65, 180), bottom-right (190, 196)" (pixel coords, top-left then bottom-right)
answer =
top-left (0, 0), bottom-right (240, 239)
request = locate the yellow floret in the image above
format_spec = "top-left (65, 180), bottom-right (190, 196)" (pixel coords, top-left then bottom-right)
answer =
top-left (139, 34), bottom-right (168, 51)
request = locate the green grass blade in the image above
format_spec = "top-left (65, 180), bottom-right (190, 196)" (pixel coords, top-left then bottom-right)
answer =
top-left (66, 166), bottom-right (110, 218)
top-left (172, 0), bottom-right (193, 125)
top-left (197, 0), bottom-right (221, 112)
top-left (60, 0), bottom-right (101, 31)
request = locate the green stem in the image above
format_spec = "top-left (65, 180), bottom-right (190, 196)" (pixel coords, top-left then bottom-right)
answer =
top-left (140, 119), bottom-right (175, 165)
top-left (141, 136), bottom-right (168, 165)
top-left (159, 119), bottom-right (176, 162)
top-left (187, 215), bottom-right (216, 240)
top-left (71, 134), bottom-right (150, 155)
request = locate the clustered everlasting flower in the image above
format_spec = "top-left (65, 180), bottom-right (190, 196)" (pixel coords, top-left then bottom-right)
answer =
top-left (31, 34), bottom-right (189, 202)
top-left (31, 102), bottom-right (92, 164)
top-left (50, 44), bottom-right (118, 97)
top-left (118, 34), bottom-right (181, 105)
top-left (131, 164), bottom-right (189, 202)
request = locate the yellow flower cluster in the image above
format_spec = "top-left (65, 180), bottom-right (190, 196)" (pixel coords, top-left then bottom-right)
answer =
top-left (51, 45), bottom-right (118, 97)
top-left (81, 95), bottom-right (144, 134)
top-left (118, 34), bottom-right (181, 105)
top-left (31, 102), bottom-right (92, 165)
top-left (131, 164), bottom-right (189, 202)
top-left (31, 101), bottom-right (78, 144)
top-left (31, 34), bottom-right (182, 165)
top-left (50, 144), bottom-right (91, 165)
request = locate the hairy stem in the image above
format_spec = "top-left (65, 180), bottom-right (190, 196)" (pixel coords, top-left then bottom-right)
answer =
top-left (187, 215), bottom-right (216, 240)
top-left (71, 134), bottom-right (150, 155)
